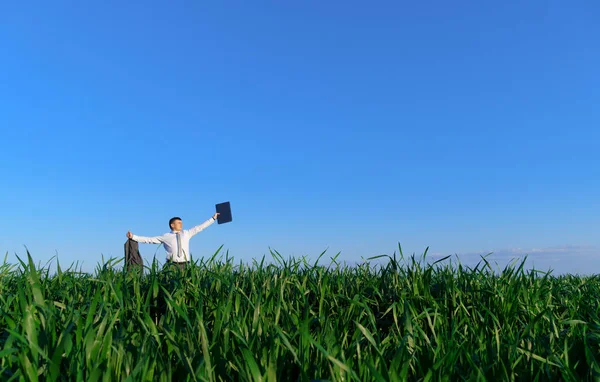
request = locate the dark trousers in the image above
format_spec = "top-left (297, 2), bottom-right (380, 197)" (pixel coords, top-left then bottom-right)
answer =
top-left (154, 260), bottom-right (190, 323)
top-left (165, 260), bottom-right (190, 271)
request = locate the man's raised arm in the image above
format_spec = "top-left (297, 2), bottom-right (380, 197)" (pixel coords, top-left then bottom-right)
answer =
top-left (186, 213), bottom-right (220, 237)
top-left (127, 231), bottom-right (162, 244)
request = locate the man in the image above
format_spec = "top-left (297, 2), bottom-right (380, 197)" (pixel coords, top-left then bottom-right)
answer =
top-left (126, 212), bottom-right (220, 269)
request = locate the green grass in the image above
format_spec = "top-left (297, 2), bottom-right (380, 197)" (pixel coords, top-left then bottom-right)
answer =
top-left (1, 244), bottom-right (600, 381)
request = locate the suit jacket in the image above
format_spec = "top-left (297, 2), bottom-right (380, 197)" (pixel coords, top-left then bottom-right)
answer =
top-left (124, 239), bottom-right (143, 270)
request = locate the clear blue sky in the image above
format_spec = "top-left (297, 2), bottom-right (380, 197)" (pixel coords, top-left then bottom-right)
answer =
top-left (1, 1), bottom-right (598, 275)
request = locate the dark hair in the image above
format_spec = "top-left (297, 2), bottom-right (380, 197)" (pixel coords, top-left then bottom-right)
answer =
top-left (169, 217), bottom-right (182, 229)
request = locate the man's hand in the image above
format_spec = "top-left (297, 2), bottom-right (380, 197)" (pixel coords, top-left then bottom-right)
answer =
top-left (127, 231), bottom-right (133, 239)
top-left (212, 212), bottom-right (220, 220)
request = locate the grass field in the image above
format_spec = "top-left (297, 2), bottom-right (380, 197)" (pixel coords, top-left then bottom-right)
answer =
top-left (1, 245), bottom-right (599, 381)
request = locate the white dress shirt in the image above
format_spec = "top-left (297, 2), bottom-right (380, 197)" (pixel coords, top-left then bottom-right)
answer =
top-left (131, 217), bottom-right (216, 262)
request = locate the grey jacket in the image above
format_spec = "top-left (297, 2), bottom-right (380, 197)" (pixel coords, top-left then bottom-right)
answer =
top-left (124, 239), bottom-right (143, 270)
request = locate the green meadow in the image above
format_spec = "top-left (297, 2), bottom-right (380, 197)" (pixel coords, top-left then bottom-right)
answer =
top-left (1, 245), bottom-right (599, 381)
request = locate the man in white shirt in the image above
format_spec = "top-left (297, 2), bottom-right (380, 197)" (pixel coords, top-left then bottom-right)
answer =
top-left (126, 213), bottom-right (220, 269)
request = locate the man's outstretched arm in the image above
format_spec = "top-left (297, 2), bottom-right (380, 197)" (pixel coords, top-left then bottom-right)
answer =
top-left (186, 213), bottom-right (220, 237)
top-left (127, 231), bottom-right (162, 244)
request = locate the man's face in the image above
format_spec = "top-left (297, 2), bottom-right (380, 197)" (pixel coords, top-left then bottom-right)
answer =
top-left (171, 219), bottom-right (183, 231)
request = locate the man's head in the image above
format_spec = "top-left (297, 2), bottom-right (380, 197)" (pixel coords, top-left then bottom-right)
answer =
top-left (169, 217), bottom-right (183, 232)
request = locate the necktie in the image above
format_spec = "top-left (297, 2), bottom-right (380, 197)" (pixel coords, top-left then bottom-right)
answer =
top-left (176, 232), bottom-right (182, 261)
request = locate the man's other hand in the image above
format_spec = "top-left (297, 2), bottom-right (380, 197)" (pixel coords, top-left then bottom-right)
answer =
top-left (213, 213), bottom-right (220, 220)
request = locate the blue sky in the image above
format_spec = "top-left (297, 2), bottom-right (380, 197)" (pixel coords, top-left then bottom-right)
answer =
top-left (1, 1), bottom-right (598, 275)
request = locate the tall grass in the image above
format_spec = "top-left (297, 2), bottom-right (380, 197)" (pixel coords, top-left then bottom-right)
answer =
top-left (1, 245), bottom-right (599, 381)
